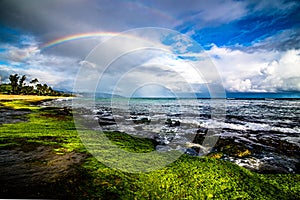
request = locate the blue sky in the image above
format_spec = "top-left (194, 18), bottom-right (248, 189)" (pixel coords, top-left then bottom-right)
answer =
top-left (0, 0), bottom-right (299, 97)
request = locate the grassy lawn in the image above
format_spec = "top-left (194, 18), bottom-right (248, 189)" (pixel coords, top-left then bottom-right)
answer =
top-left (0, 98), bottom-right (299, 199)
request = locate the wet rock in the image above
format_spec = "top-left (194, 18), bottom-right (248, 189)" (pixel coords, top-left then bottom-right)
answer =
top-left (192, 128), bottom-right (208, 144)
top-left (98, 116), bottom-right (116, 126)
top-left (207, 152), bottom-right (223, 159)
top-left (167, 113), bottom-right (181, 117)
top-left (40, 107), bottom-right (72, 116)
top-left (199, 113), bottom-right (211, 119)
top-left (185, 148), bottom-right (199, 156)
top-left (197, 128), bottom-right (208, 134)
top-left (0, 106), bottom-right (31, 125)
top-left (165, 118), bottom-right (180, 127)
top-left (185, 142), bottom-right (211, 156)
top-left (132, 116), bottom-right (151, 124)
top-left (58, 107), bottom-right (72, 116)
top-left (259, 164), bottom-right (291, 174)
top-left (130, 111), bottom-right (148, 116)
top-left (15, 108), bottom-right (32, 112)
top-left (153, 134), bottom-right (174, 145)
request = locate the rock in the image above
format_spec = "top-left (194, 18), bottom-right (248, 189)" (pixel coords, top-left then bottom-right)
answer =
top-left (153, 134), bottom-right (174, 145)
top-left (208, 152), bottom-right (223, 159)
top-left (16, 108), bottom-right (32, 112)
top-left (185, 148), bottom-right (199, 156)
top-left (165, 118), bottom-right (180, 127)
top-left (192, 128), bottom-right (208, 144)
top-left (197, 128), bottom-right (208, 134)
top-left (40, 107), bottom-right (72, 116)
top-left (167, 113), bottom-right (181, 117)
top-left (98, 116), bottom-right (116, 126)
top-left (0, 106), bottom-right (31, 125)
top-left (258, 164), bottom-right (290, 174)
top-left (58, 107), bottom-right (72, 116)
top-left (132, 116), bottom-right (151, 124)
top-left (236, 149), bottom-right (251, 158)
top-left (185, 142), bottom-right (210, 155)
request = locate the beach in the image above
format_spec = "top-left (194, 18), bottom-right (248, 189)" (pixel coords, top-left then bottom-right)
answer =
top-left (0, 94), bottom-right (66, 100)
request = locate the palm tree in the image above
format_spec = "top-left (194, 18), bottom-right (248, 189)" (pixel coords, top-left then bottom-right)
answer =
top-left (18, 75), bottom-right (26, 94)
top-left (29, 78), bottom-right (38, 92)
top-left (30, 78), bottom-right (39, 85)
top-left (42, 84), bottom-right (49, 95)
top-left (36, 84), bottom-right (42, 95)
top-left (9, 74), bottom-right (19, 94)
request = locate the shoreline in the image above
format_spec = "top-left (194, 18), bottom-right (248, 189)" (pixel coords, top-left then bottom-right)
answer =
top-left (0, 94), bottom-right (73, 101)
top-left (0, 98), bottom-right (299, 199)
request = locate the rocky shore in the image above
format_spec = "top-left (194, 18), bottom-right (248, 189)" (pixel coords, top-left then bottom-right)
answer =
top-left (0, 97), bottom-right (299, 199)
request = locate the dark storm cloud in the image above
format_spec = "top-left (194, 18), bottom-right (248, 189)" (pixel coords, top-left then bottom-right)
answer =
top-left (1, 0), bottom-right (298, 52)
top-left (0, 0), bottom-right (180, 58)
top-left (0, 0), bottom-right (178, 42)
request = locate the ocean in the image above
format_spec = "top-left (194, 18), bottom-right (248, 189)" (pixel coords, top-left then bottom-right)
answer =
top-left (47, 98), bottom-right (300, 173)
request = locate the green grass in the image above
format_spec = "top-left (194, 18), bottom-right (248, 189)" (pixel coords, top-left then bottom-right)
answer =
top-left (0, 100), bottom-right (84, 153)
top-left (0, 99), bottom-right (299, 199)
top-left (1, 99), bottom-right (35, 110)
top-left (103, 131), bottom-right (156, 153)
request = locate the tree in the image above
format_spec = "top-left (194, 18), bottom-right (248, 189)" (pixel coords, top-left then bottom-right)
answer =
top-left (36, 83), bottom-right (42, 95)
top-left (30, 78), bottom-right (39, 84)
top-left (48, 86), bottom-right (54, 96)
top-left (21, 85), bottom-right (34, 95)
top-left (18, 75), bottom-right (26, 94)
top-left (9, 74), bottom-right (19, 94)
top-left (1, 73), bottom-right (72, 96)
top-left (42, 84), bottom-right (48, 95)
top-left (30, 78), bottom-right (38, 92)
top-left (0, 84), bottom-right (12, 94)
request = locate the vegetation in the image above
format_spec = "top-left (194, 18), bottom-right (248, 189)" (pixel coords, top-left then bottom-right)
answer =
top-left (0, 73), bottom-right (72, 96)
top-left (0, 99), bottom-right (299, 199)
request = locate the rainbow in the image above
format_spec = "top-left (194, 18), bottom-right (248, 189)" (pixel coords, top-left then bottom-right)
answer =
top-left (41, 32), bottom-right (120, 50)
top-left (39, 1), bottom-right (178, 50)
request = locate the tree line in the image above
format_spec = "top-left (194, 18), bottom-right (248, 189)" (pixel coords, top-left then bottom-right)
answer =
top-left (0, 74), bottom-right (72, 96)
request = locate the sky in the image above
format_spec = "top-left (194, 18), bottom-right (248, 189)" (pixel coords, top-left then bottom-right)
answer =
top-left (0, 0), bottom-right (299, 97)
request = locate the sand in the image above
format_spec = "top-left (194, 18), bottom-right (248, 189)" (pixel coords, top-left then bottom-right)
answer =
top-left (0, 94), bottom-right (70, 101)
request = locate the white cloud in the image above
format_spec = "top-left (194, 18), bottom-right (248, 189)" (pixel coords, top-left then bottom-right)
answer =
top-left (0, 45), bottom-right (39, 63)
top-left (207, 45), bottom-right (300, 92)
top-left (81, 51), bottom-right (206, 96)
top-left (250, 0), bottom-right (299, 13)
top-left (150, 0), bottom-right (248, 26)
top-left (192, 0), bottom-right (247, 23)
top-left (1, 23), bottom-right (299, 95)
top-left (0, 42), bottom-right (79, 90)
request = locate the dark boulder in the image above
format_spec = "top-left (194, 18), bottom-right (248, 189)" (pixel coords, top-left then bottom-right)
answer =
top-left (165, 118), bottom-right (180, 127)
top-left (132, 117), bottom-right (151, 124)
top-left (98, 116), bottom-right (116, 126)
top-left (185, 148), bottom-right (199, 156)
top-left (192, 128), bottom-right (208, 144)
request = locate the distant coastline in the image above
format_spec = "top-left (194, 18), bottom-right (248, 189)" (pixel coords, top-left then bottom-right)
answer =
top-left (77, 91), bottom-right (300, 100)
